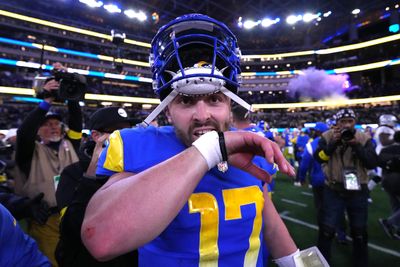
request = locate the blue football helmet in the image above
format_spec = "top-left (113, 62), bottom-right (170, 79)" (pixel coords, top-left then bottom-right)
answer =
top-left (143, 14), bottom-right (251, 125)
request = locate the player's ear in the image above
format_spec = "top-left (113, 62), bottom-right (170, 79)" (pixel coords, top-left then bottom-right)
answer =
top-left (164, 107), bottom-right (172, 124)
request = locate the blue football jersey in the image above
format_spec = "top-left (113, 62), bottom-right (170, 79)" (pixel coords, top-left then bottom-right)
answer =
top-left (0, 204), bottom-right (50, 266)
top-left (97, 126), bottom-right (267, 267)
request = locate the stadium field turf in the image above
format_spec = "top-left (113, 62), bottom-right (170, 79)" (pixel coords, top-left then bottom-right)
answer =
top-left (269, 174), bottom-right (400, 267)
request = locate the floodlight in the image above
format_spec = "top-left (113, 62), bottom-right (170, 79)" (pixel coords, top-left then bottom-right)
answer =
top-left (104, 4), bottom-right (121, 13)
top-left (323, 11), bottom-right (332, 17)
top-left (303, 13), bottom-right (319, 23)
top-left (286, 15), bottom-right (302, 25)
top-left (243, 20), bottom-right (260, 29)
top-left (261, 18), bottom-right (280, 27)
top-left (124, 9), bottom-right (147, 21)
top-left (79, 0), bottom-right (103, 8)
top-left (352, 9), bottom-right (360, 15)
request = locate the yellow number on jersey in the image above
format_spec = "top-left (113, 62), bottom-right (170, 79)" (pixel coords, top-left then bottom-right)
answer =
top-left (189, 186), bottom-right (264, 267)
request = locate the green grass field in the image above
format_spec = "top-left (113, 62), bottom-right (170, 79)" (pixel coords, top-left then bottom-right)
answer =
top-left (269, 174), bottom-right (400, 267)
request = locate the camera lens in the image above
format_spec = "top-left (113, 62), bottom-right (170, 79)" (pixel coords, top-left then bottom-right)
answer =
top-left (341, 128), bottom-right (355, 142)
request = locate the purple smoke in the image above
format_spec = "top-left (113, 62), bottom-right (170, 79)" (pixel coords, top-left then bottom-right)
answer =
top-left (288, 68), bottom-right (349, 100)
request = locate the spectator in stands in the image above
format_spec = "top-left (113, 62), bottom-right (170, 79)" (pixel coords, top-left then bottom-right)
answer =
top-left (0, 203), bottom-right (51, 266)
top-left (315, 108), bottom-right (378, 267)
top-left (15, 63), bottom-right (82, 266)
top-left (55, 107), bottom-right (139, 267)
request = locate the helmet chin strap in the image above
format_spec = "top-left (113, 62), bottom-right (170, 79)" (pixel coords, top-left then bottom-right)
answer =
top-left (220, 87), bottom-right (252, 112)
top-left (141, 90), bottom-right (178, 127)
top-left (141, 87), bottom-right (252, 127)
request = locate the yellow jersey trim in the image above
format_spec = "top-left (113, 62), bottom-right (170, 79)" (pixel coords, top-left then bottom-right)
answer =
top-left (103, 130), bottom-right (124, 172)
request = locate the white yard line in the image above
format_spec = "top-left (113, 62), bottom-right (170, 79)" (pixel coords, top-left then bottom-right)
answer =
top-left (281, 198), bottom-right (308, 207)
top-left (301, 191), bottom-right (313, 197)
top-left (279, 211), bottom-right (400, 258)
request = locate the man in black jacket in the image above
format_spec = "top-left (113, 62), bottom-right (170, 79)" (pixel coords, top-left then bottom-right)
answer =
top-left (55, 107), bottom-right (139, 267)
top-left (378, 130), bottom-right (400, 240)
top-left (314, 108), bottom-right (378, 267)
top-left (15, 63), bottom-right (83, 266)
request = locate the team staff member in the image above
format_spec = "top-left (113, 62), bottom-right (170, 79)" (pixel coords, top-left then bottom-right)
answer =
top-left (315, 108), bottom-right (378, 267)
top-left (16, 63), bottom-right (82, 266)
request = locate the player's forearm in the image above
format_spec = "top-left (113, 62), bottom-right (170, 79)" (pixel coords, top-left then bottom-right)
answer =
top-left (82, 146), bottom-right (208, 261)
top-left (262, 190), bottom-right (297, 259)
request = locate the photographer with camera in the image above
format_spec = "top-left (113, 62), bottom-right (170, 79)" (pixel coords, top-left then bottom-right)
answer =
top-left (15, 62), bottom-right (83, 266)
top-left (314, 108), bottom-right (378, 267)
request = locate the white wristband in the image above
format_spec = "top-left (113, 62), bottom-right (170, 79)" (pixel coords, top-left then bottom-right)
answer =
top-left (273, 249), bottom-right (300, 267)
top-left (192, 131), bottom-right (222, 170)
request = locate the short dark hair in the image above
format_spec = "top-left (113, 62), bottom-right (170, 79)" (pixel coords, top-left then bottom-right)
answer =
top-left (231, 105), bottom-right (249, 121)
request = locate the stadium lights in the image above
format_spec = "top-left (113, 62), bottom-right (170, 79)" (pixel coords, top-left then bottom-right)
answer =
top-left (0, 36), bottom-right (150, 67)
top-left (242, 33), bottom-right (400, 59)
top-left (261, 18), bottom-right (280, 27)
top-left (103, 4), bottom-right (121, 13)
top-left (303, 13), bottom-right (320, 23)
top-left (124, 9), bottom-right (147, 21)
top-left (0, 86), bottom-right (35, 95)
top-left (241, 57), bottom-right (400, 76)
top-left (0, 57), bottom-right (153, 83)
top-left (2, 31), bottom-right (400, 70)
top-left (79, 0), bottom-right (103, 8)
top-left (352, 9), bottom-right (361, 15)
top-left (286, 15), bottom-right (302, 25)
top-left (0, 9), bottom-right (151, 48)
top-left (252, 95), bottom-right (400, 109)
top-left (243, 20), bottom-right (260, 29)
top-left (323, 11), bottom-right (332, 17)
top-left (2, 86), bottom-right (398, 108)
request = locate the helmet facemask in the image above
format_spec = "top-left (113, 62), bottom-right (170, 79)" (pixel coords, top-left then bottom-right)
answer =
top-left (143, 14), bottom-right (251, 126)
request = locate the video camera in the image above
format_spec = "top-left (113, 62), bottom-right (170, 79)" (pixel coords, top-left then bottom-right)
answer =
top-left (33, 69), bottom-right (87, 101)
top-left (340, 128), bottom-right (356, 142)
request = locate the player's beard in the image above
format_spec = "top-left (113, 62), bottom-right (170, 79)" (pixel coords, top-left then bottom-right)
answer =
top-left (175, 118), bottom-right (230, 147)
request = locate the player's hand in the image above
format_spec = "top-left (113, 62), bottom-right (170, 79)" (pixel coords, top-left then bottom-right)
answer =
top-left (332, 126), bottom-right (341, 143)
top-left (224, 131), bottom-right (295, 183)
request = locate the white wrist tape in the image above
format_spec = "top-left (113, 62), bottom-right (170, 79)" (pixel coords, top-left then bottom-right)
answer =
top-left (273, 249), bottom-right (300, 267)
top-left (192, 131), bottom-right (222, 170)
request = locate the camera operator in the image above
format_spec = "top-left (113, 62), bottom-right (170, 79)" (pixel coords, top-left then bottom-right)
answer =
top-left (378, 129), bottom-right (400, 240)
top-left (15, 63), bottom-right (82, 266)
top-left (314, 108), bottom-right (378, 267)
